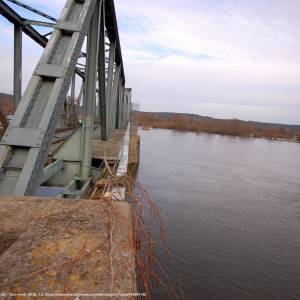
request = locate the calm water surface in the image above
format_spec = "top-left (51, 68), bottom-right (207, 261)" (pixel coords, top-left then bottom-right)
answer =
top-left (137, 128), bottom-right (300, 300)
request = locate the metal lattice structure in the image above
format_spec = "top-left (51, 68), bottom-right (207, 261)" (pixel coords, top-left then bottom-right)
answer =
top-left (0, 0), bottom-right (132, 196)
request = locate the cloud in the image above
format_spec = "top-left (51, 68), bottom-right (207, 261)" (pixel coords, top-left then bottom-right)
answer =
top-left (116, 0), bottom-right (300, 63)
top-left (115, 0), bottom-right (300, 123)
top-left (0, 0), bottom-right (300, 123)
top-left (17, 0), bottom-right (64, 16)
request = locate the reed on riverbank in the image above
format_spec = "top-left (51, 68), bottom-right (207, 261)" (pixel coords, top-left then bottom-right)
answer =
top-left (136, 111), bottom-right (300, 141)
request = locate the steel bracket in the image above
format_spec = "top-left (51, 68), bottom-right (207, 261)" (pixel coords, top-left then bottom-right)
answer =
top-left (40, 159), bottom-right (63, 184)
top-left (55, 21), bottom-right (81, 33)
top-left (34, 64), bottom-right (66, 78)
top-left (1, 127), bottom-right (44, 148)
top-left (63, 176), bottom-right (92, 199)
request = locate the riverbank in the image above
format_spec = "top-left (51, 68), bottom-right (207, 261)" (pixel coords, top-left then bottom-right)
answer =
top-left (136, 111), bottom-right (300, 142)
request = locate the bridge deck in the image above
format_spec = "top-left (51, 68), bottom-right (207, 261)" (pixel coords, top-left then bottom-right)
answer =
top-left (48, 128), bottom-right (126, 162)
top-left (92, 129), bottom-right (126, 161)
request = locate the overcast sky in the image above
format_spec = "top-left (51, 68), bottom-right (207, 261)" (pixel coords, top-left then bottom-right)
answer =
top-left (1, 0), bottom-right (300, 124)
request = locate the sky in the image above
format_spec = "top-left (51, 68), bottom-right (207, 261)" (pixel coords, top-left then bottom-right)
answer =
top-left (0, 0), bottom-right (300, 124)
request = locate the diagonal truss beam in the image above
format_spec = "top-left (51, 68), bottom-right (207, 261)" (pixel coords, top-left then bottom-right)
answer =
top-left (0, 0), bottom-right (85, 79)
top-left (0, 0), bottom-right (132, 196)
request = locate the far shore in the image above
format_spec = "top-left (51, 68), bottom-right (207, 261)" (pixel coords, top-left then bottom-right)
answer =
top-left (136, 111), bottom-right (300, 143)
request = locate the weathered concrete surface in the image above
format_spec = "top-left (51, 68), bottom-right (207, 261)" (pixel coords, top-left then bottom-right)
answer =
top-left (0, 197), bottom-right (136, 299)
top-left (128, 135), bottom-right (140, 165)
top-left (92, 129), bottom-right (125, 161)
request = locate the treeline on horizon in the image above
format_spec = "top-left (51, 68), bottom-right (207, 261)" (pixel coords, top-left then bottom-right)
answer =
top-left (135, 111), bottom-right (300, 141)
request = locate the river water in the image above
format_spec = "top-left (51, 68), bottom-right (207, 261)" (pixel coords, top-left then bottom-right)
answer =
top-left (136, 128), bottom-right (300, 300)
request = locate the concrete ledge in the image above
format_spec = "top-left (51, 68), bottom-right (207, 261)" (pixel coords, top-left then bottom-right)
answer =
top-left (0, 197), bottom-right (137, 299)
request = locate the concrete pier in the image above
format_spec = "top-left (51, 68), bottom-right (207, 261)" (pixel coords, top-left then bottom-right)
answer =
top-left (0, 197), bottom-right (137, 299)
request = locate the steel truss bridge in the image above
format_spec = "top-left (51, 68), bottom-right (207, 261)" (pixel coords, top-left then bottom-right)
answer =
top-left (0, 0), bottom-right (132, 197)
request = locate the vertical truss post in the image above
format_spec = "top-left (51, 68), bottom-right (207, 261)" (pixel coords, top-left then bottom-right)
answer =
top-left (71, 72), bottom-right (75, 104)
top-left (98, 0), bottom-right (107, 140)
top-left (126, 88), bottom-right (132, 125)
top-left (122, 88), bottom-right (132, 128)
top-left (76, 80), bottom-right (84, 121)
top-left (78, 80), bottom-right (84, 103)
top-left (116, 81), bottom-right (124, 129)
top-left (78, 80), bottom-right (84, 123)
top-left (68, 71), bottom-right (76, 125)
top-left (94, 93), bottom-right (98, 119)
top-left (13, 24), bottom-right (22, 109)
top-left (122, 91), bottom-right (127, 128)
top-left (106, 39), bottom-right (116, 138)
top-left (111, 64), bottom-right (120, 129)
top-left (80, 0), bottom-right (100, 180)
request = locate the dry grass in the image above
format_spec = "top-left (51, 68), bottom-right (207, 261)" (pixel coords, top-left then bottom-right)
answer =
top-left (91, 173), bottom-right (185, 300)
